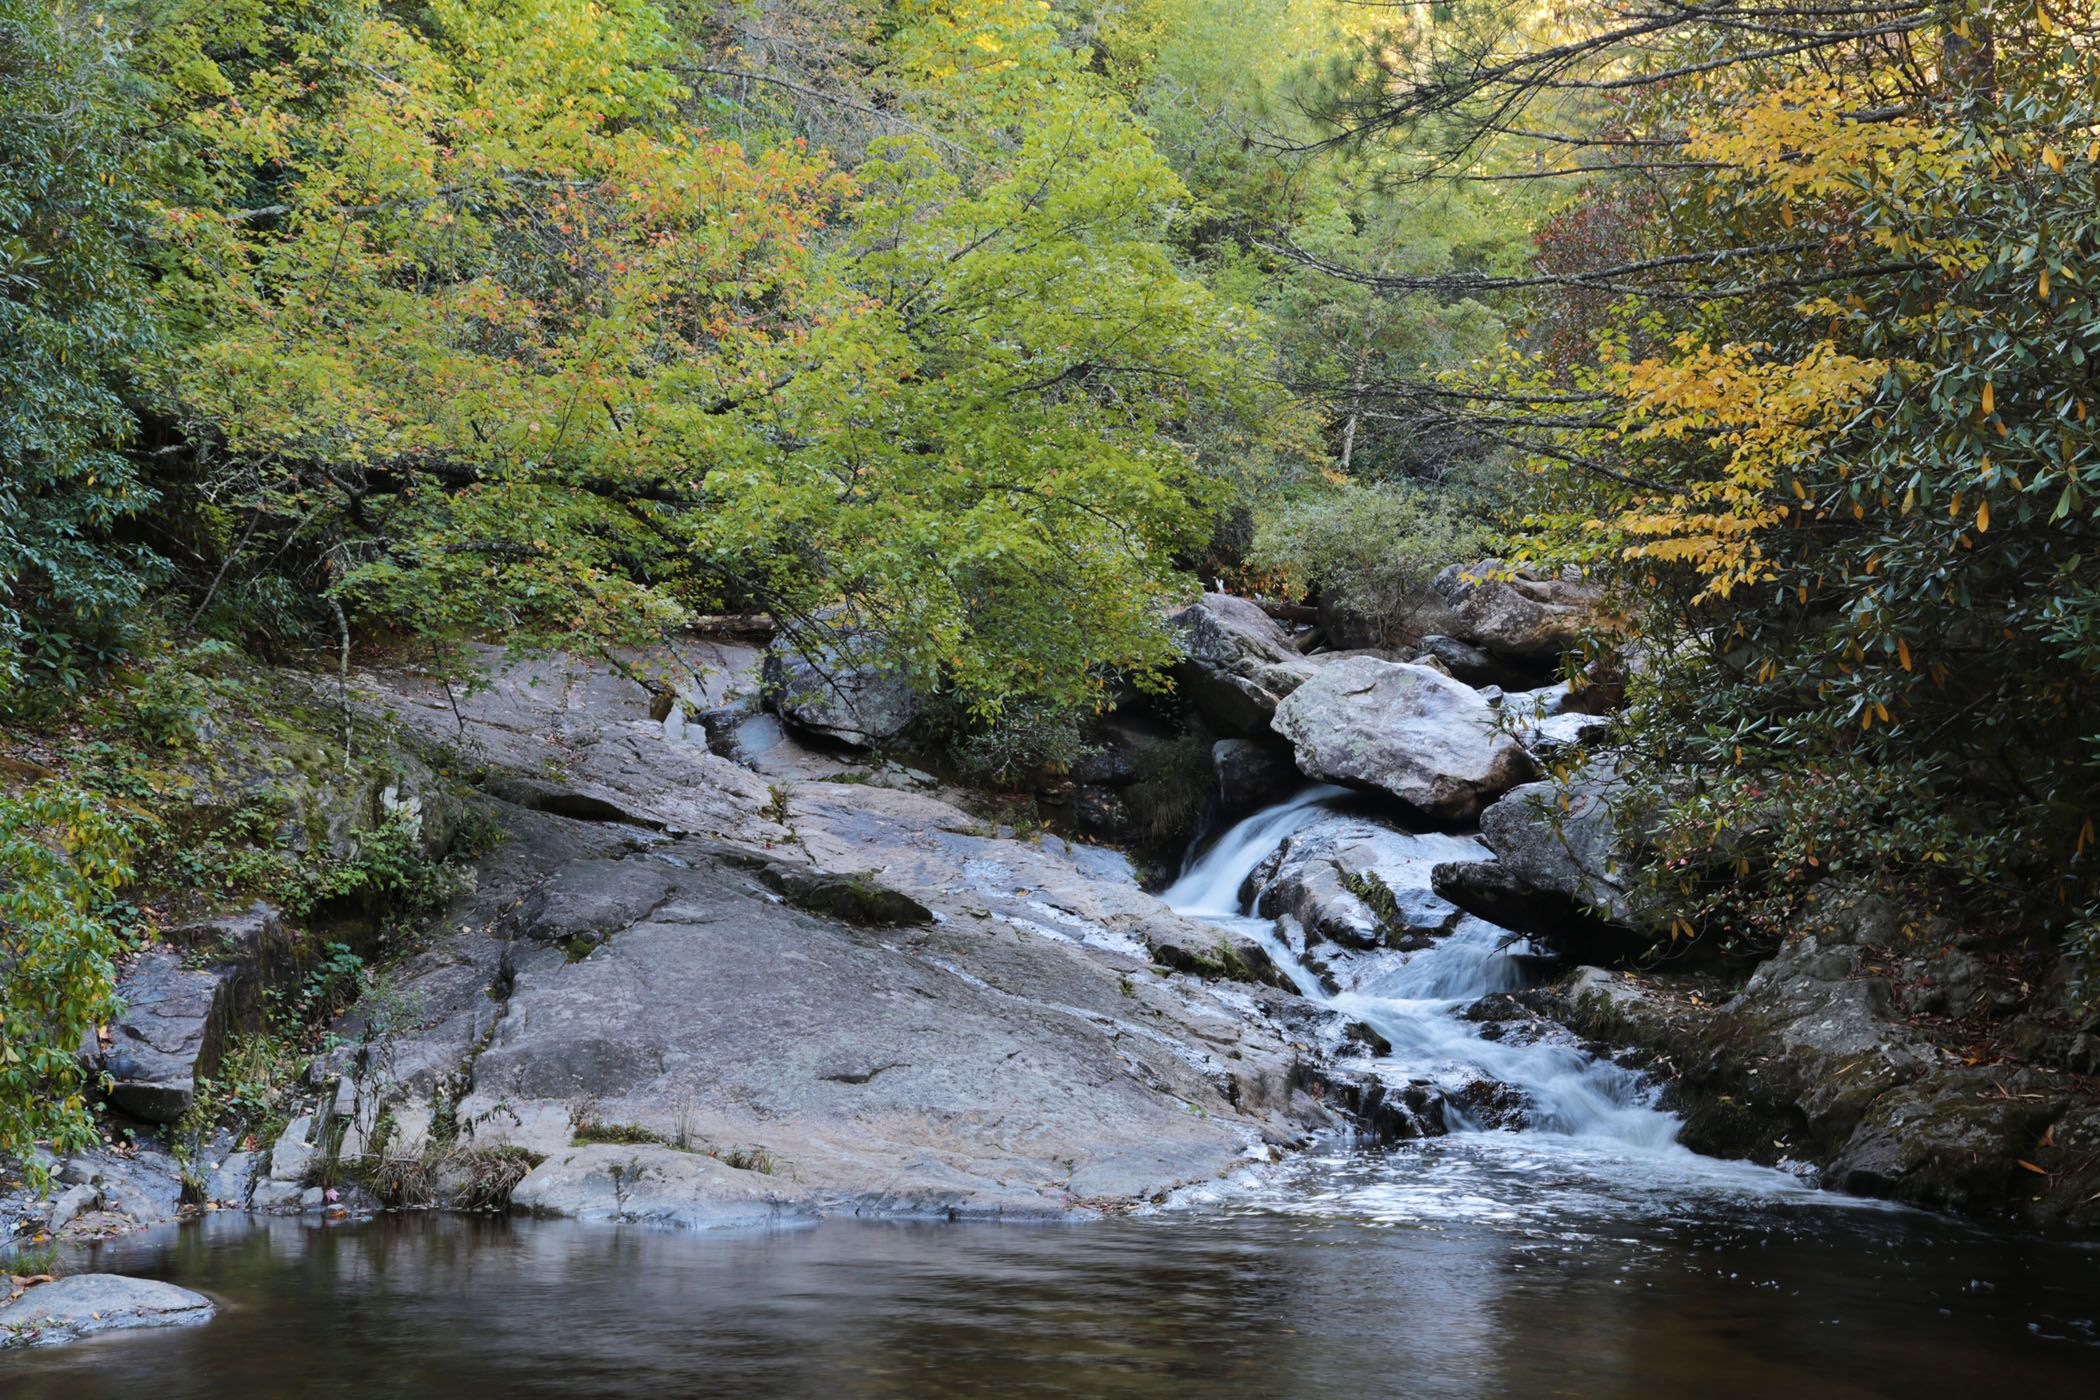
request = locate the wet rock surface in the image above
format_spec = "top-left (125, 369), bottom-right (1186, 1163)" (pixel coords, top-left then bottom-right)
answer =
top-left (0, 1274), bottom-right (214, 1348)
top-left (306, 650), bottom-right (1357, 1226)
top-left (1552, 890), bottom-right (2100, 1229)
top-left (1245, 812), bottom-right (1476, 954)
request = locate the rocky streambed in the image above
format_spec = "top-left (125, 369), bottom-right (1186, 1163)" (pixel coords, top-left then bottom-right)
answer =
top-left (8, 563), bottom-right (2100, 1353)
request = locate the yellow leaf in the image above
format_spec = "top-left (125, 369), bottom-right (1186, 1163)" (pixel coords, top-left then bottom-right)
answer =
top-left (2041, 267), bottom-right (2052, 300)
top-left (2043, 145), bottom-right (2064, 173)
top-left (1982, 381), bottom-right (1995, 416)
top-left (1898, 637), bottom-right (1912, 671)
top-left (1977, 498), bottom-right (1990, 532)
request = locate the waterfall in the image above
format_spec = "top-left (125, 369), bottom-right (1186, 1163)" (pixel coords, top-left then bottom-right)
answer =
top-left (1163, 787), bottom-right (1682, 1149)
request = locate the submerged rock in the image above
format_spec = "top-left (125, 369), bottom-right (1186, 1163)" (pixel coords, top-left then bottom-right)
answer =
top-left (0, 1275), bottom-right (214, 1349)
top-left (1270, 658), bottom-right (1536, 824)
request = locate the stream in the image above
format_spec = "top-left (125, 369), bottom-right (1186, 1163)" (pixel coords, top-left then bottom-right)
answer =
top-left (8, 792), bottom-right (2097, 1396)
top-left (1159, 786), bottom-right (1812, 1224)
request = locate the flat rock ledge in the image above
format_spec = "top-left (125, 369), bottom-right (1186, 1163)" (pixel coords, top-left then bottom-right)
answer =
top-left (253, 649), bottom-right (1362, 1232)
top-left (0, 1274), bottom-right (214, 1348)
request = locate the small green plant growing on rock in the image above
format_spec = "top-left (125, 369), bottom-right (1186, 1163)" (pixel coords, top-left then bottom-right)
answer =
top-left (715, 1146), bottom-right (773, 1174)
top-left (572, 1120), bottom-right (671, 1148)
top-left (452, 1146), bottom-right (541, 1211)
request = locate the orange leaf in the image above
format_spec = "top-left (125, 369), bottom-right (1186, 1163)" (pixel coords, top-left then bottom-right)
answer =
top-left (1981, 381), bottom-right (1995, 416)
top-left (2017, 1159), bottom-right (2050, 1176)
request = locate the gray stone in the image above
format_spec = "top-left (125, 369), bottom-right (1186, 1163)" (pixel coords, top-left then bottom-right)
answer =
top-left (96, 950), bottom-right (233, 1123)
top-left (248, 1179), bottom-right (305, 1212)
top-left (1479, 775), bottom-right (1635, 925)
top-left (331, 646), bottom-right (1396, 1223)
top-left (1431, 559), bottom-right (1599, 659)
top-left (1414, 634), bottom-right (1534, 689)
top-left (45, 1146), bottom-right (186, 1232)
top-left (1270, 658), bottom-right (1537, 824)
top-left (506, 858), bottom-right (676, 949)
top-left (0, 1274), bottom-right (213, 1349)
top-left (45, 1183), bottom-right (98, 1234)
top-left (511, 1145), bottom-right (819, 1229)
top-left (203, 1151), bottom-right (256, 1206)
top-left (1247, 815), bottom-right (1478, 954)
top-left (268, 1115), bottom-right (318, 1185)
top-left (1212, 739), bottom-right (1299, 821)
top-left (1167, 594), bottom-right (1314, 736)
top-left (762, 616), bottom-right (918, 748)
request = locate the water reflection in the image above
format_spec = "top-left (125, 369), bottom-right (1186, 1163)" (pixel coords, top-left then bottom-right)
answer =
top-left (7, 1190), bottom-right (2096, 1399)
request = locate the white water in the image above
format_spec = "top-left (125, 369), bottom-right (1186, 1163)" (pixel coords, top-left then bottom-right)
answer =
top-left (1162, 787), bottom-right (1820, 1220)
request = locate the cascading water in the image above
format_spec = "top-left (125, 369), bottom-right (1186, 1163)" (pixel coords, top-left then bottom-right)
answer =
top-left (1162, 786), bottom-right (1816, 1220)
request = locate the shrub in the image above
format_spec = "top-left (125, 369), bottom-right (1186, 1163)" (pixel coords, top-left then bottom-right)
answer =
top-left (1251, 479), bottom-right (1491, 644)
top-left (0, 783), bottom-right (134, 1181)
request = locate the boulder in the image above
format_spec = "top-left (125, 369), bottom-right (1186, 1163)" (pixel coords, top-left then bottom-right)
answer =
top-left (1167, 594), bottom-right (1314, 736)
top-left (1414, 634), bottom-right (1537, 689)
top-left (1245, 814), bottom-right (1476, 953)
top-left (203, 1150), bottom-right (257, 1207)
top-left (1478, 776), bottom-right (1635, 926)
top-left (1270, 658), bottom-right (1536, 824)
top-left (762, 616), bottom-right (918, 748)
top-left (96, 950), bottom-right (236, 1124)
top-left (1429, 769), bottom-right (1656, 963)
top-left (1431, 559), bottom-right (1599, 660)
top-left (511, 1144), bottom-right (815, 1230)
top-left (95, 904), bottom-right (306, 1123)
top-left (0, 1275), bottom-right (214, 1349)
top-left (1211, 738), bottom-right (1300, 821)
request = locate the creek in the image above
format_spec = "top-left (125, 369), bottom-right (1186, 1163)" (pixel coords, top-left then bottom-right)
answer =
top-left (9, 792), bottom-right (2097, 1396)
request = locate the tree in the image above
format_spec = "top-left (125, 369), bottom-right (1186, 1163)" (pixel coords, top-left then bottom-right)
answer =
top-left (0, 3), bottom-right (163, 698)
top-left (1300, 1), bottom-right (2100, 951)
top-left (126, 0), bottom-right (1274, 716)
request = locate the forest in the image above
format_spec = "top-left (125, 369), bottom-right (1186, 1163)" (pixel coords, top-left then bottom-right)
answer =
top-left (3, 0), bottom-right (2099, 1389)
